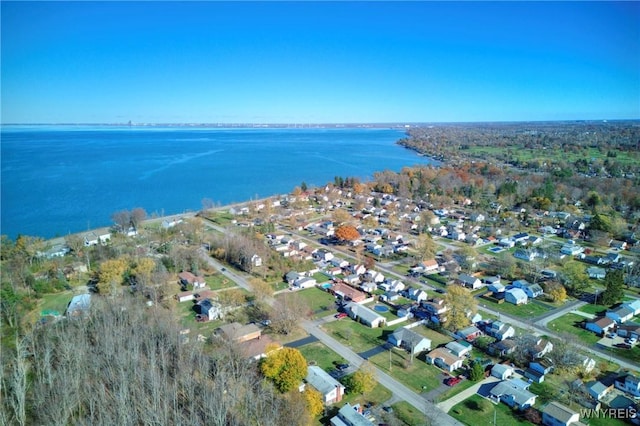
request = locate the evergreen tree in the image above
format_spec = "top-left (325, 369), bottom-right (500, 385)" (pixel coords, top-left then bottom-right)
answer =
top-left (599, 270), bottom-right (625, 305)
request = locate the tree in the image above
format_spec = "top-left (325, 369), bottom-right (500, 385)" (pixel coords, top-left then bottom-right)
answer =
top-left (130, 207), bottom-right (147, 230)
top-left (443, 285), bottom-right (477, 331)
top-left (65, 234), bottom-right (85, 257)
top-left (560, 262), bottom-right (590, 296)
top-left (97, 257), bottom-right (129, 294)
top-left (259, 347), bottom-right (308, 393)
top-left (456, 246), bottom-right (478, 273)
top-left (544, 281), bottom-right (568, 303)
top-left (415, 233), bottom-right (437, 261)
top-left (334, 225), bottom-right (360, 243)
top-left (111, 209), bottom-right (131, 232)
top-left (490, 252), bottom-right (517, 280)
top-left (331, 208), bottom-right (352, 225)
top-left (599, 270), bottom-right (624, 305)
top-left (270, 293), bottom-right (310, 335)
top-left (469, 360), bottom-right (484, 381)
top-left (303, 387), bottom-right (324, 417)
top-left (347, 361), bottom-right (377, 395)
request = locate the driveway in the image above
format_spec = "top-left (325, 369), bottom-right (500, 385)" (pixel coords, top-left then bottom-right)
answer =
top-left (285, 335), bottom-right (318, 348)
top-left (358, 344), bottom-right (388, 360)
top-left (437, 376), bottom-right (500, 413)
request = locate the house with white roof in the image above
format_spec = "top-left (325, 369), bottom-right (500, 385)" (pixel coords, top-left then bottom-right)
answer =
top-left (491, 364), bottom-right (515, 380)
top-left (505, 288), bottom-right (528, 305)
top-left (490, 378), bottom-right (537, 410)
top-left (542, 401), bottom-right (581, 426)
top-left (304, 366), bottom-right (345, 405)
top-left (606, 305), bottom-right (635, 324)
top-left (345, 302), bottom-right (385, 328)
top-left (425, 347), bottom-right (464, 372)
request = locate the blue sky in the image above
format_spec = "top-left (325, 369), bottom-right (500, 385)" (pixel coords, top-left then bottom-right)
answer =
top-left (1, 1), bottom-right (638, 124)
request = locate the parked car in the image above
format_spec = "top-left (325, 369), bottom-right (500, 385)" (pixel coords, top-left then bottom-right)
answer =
top-left (335, 312), bottom-right (348, 319)
top-left (336, 363), bottom-right (349, 371)
top-left (607, 332), bottom-right (617, 338)
top-left (445, 376), bottom-right (463, 386)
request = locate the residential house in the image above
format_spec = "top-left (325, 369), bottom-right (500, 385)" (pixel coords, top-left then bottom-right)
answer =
top-left (84, 231), bottom-right (111, 246)
top-left (456, 325), bottom-right (482, 342)
top-left (514, 249), bottom-right (538, 262)
top-left (250, 254), bottom-right (262, 267)
top-left (330, 257), bottom-right (350, 268)
top-left (330, 282), bottom-right (367, 303)
top-left (624, 299), bottom-right (640, 316)
top-left (585, 317), bottom-right (616, 335)
top-left (458, 274), bottom-right (482, 290)
top-left (484, 321), bottom-right (515, 341)
top-left (422, 259), bottom-right (440, 273)
top-left (527, 336), bottom-right (554, 359)
top-left (482, 276), bottom-right (501, 286)
top-left (330, 403), bottom-right (375, 426)
top-left (577, 355), bottom-right (596, 374)
top-left (380, 291), bottom-right (400, 303)
top-left (349, 264), bottom-right (367, 276)
top-left (179, 271), bottom-right (206, 289)
top-left (491, 364), bottom-right (515, 380)
top-left (175, 291), bottom-right (195, 302)
top-left (216, 322), bottom-right (261, 343)
top-left (345, 302), bottom-right (385, 328)
top-left (505, 288), bottom-right (528, 305)
top-left (241, 335), bottom-right (281, 360)
top-left (359, 282), bottom-right (376, 293)
top-left (542, 401), bottom-right (581, 426)
top-left (617, 323), bottom-right (640, 340)
top-left (314, 249), bottom-right (334, 262)
top-left (425, 347), bottom-right (464, 372)
top-left (586, 380), bottom-right (612, 401)
top-left (305, 366), bottom-right (346, 405)
top-left (293, 277), bottom-right (317, 289)
top-left (66, 293), bottom-right (91, 317)
top-left (407, 288), bottom-right (428, 302)
top-left (488, 283), bottom-right (506, 294)
top-left (524, 368), bottom-right (546, 384)
top-left (513, 232), bottom-right (530, 244)
top-left (197, 299), bottom-right (222, 321)
top-left (606, 305), bottom-right (635, 324)
top-left (387, 327), bottom-right (431, 354)
top-left (587, 267), bottom-right (607, 280)
top-left (560, 242), bottom-right (584, 256)
top-left (490, 378), bottom-right (537, 410)
top-left (364, 270), bottom-right (385, 283)
top-left (445, 340), bottom-right (472, 358)
top-left (529, 359), bottom-right (555, 375)
top-left (344, 274), bottom-right (361, 286)
top-left (489, 338), bottom-right (518, 357)
top-left (512, 280), bottom-right (543, 298)
top-left (614, 374), bottom-right (640, 398)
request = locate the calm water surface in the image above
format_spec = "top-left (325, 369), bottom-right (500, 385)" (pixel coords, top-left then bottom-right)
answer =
top-left (1, 126), bottom-right (436, 239)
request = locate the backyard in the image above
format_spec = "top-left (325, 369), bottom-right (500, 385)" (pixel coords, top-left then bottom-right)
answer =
top-left (547, 313), bottom-right (602, 345)
top-left (449, 395), bottom-right (534, 426)
top-left (479, 296), bottom-right (553, 318)
top-left (293, 287), bottom-right (338, 317)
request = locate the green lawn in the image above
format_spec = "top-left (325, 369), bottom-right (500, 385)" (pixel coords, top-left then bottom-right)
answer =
top-left (38, 291), bottom-right (74, 316)
top-left (392, 401), bottom-right (427, 426)
top-left (547, 313), bottom-right (601, 345)
top-left (449, 395), bottom-right (534, 426)
top-left (205, 273), bottom-right (236, 290)
top-left (294, 287), bottom-right (338, 317)
top-left (297, 341), bottom-right (349, 372)
top-left (323, 319), bottom-right (390, 352)
top-left (367, 348), bottom-right (443, 392)
top-left (578, 303), bottom-right (608, 316)
top-left (479, 296), bottom-right (553, 318)
top-left (412, 325), bottom-right (454, 348)
top-left (320, 383), bottom-right (392, 425)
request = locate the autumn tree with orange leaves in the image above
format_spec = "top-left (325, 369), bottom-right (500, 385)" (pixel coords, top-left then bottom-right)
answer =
top-left (334, 225), bottom-right (360, 242)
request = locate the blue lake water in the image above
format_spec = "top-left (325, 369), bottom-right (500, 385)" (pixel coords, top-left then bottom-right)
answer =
top-left (1, 126), bottom-right (436, 239)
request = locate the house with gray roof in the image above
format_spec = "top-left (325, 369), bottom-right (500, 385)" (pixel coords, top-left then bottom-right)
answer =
top-left (484, 320), bottom-right (515, 341)
top-left (505, 288), bottom-right (528, 305)
top-left (458, 273), bottom-right (482, 289)
top-left (330, 403), bottom-right (375, 426)
top-left (542, 401), bottom-right (582, 426)
top-left (387, 327), bottom-right (431, 354)
top-left (491, 363), bottom-right (514, 380)
top-left (305, 366), bottom-right (345, 405)
top-left (345, 302), bottom-right (385, 328)
top-left (490, 378), bottom-right (537, 410)
top-left (586, 380), bottom-right (612, 401)
top-left (606, 305), bottom-right (635, 324)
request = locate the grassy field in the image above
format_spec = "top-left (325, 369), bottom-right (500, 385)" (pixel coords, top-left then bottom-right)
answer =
top-left (578, 303), bottom-right (608, 316)
top-left (392, 401), bottom-right (427, 426)
top-left (205, 272), bottom-right (236, 290)
top-left (547, 313), bottom-right (601, 345)
top-left (368, 348), bottom-right (443, 392)
top-left (449, 394), bottom-right (534, 426)
top-left (320, 383), bottom-right (393, 425)
top-left (479, 296), bottom-right (553, 318)
top-left (412, 325), bottom-right (454, 348)
top-left (297, 341), bottom-right (349, 372)
top-left (38, 291), bottom-right (74, 316)
top-left (294, 287), bottom-right (338, 317)
top-left (323, 319), bottom-right (390, 352)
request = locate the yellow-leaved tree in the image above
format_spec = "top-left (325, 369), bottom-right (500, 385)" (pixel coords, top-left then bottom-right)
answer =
top-left (303, 387), bottom-right (324, 417)
top-left (260, 347), bottom-right (307, 393)
top-left (97, 257), bottom-right (130, 295)
top-left (443, 284), bottom-right (477, 331)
